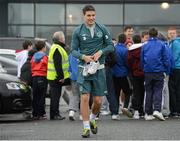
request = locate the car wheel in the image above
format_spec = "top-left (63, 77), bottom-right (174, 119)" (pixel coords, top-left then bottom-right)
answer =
top-left (22, 111), bottom-right (32, 120)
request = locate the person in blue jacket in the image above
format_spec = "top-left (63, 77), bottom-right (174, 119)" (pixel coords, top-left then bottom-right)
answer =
top-left (141, 28), bottom-right (170, 121)
top-left (71, 5), bottom-right (114, 138)
top-left (168, 29), bottom-right (180, 118)
top-left (158, 33), bottom-right (173, 118)
top-left (111, 33), bottom-right (132, 117)
top-left (68, 53), bottom-right (80, 121)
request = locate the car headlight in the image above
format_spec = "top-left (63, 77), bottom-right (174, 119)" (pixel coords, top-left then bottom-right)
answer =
top-left (6, 82), bottom-right (26, 90)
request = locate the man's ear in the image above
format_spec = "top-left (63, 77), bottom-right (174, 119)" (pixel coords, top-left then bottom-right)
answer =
top-left (52, 37), bottom-right (59, 43)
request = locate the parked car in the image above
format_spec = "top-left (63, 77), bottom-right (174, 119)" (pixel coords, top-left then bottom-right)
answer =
top-left (0, 55), bottom-right (17, 76)
top-left (0, 63), bottom-right (32, 114)
top-left (0, 49), bottom-right (16, 59)
top-left (0, 49), bottom-right (51, 98)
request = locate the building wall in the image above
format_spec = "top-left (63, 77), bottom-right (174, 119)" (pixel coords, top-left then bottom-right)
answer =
top-left (0, 2), bottom-right (8, 37)
top-left (1, 1), bottom-right (180, 45)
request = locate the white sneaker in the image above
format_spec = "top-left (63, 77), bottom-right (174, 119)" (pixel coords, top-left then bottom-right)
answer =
top-left (153, 111), bottom-right (165, 121)
top-left (119, 106), bottom-right (123, 114)
top-left (69, 110), bottom-right (75, 121)
top-left (112, 114), bottom-right (120, 120)
top-left (100, 110), bottom-right (110, 116)
top-left (133, 110), bottom-right (140, 119)
top-left (144, 114), bottom-right (155, 121)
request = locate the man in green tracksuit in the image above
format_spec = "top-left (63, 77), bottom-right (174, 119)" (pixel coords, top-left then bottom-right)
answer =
top-left (71, 5), bottom-right (114, 138)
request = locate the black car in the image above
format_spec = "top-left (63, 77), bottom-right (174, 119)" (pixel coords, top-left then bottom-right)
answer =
top-left (0, 65), bottom-right (32, 114)
top-left (0, 49), bottom-right (51, 98)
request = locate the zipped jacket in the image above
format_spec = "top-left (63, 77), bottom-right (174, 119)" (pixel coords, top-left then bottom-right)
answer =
top-left (111, 43), bottom-right (129, 77)
top-left (141, 38), bottom-right (170, 73)
top-left (31, 52), bottom-right (48, 77)
top-left (170, 37), bottom-right (180, 69)
top-left (128, 43), bottom-right (144, 77)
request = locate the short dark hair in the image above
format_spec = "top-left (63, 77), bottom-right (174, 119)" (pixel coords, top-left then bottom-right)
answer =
top-left (133, 34), bottom-right (141, 44)
top-left (35, 41), bottom-right (46, 51)
top-left (124, 26), bottom-right (133, 32)
top-left (149, 28), bottom-right (158, 37)
top-left (141, 31), bottom-right (149, 38)
top-left (22, 40), bottom-right (32, 49)
top-left (82, 5), bottom-right (95, 15)
top-left (112, 38), bottom-right (116, 41)
top-left (118, 33), bottom-right (126, 44)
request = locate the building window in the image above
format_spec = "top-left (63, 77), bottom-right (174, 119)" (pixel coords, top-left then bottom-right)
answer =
top-left (35, 26), bottom-right (65, 42)
top-left (8, 26), bottom-right (34, 37)
top-left (8, 3), bottom-right (34, 24)
top-left (124, 4), bottom-right (180, 25)
top-left (7, 2), bottom-right (180, 42)
top-left (66, 4), bottom-right (123, 25)
top-left (36, 4), bottom-right (65, 25)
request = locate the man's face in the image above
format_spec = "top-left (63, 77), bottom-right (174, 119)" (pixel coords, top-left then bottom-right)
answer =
top-left (42, 46), bottom-right (46, 52)
top-left (61, 35), bottom-right (65, 44)
top-left (168, 29), bottom-right (177, 41)
top-left (83, 11), bottom-right (96, 26)
top-left (112, 40), bottom-right (117, 46)
top-left (28, 45), bottom-right (33, 51)
top-left (142, 35), bottom-right (149, 42)
top-left (124, 28), bottom-right (134, 39)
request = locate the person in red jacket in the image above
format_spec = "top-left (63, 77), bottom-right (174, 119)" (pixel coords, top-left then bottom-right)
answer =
top-left (127, 34), bottom-right (145, 119)
top-left (31, 41), bottom-right (48, 120)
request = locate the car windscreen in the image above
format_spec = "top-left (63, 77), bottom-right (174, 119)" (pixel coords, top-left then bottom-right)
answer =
top-left (0, 54), bottom-right (16, 60)
top-left (0, 56), bottom-right (18, 66)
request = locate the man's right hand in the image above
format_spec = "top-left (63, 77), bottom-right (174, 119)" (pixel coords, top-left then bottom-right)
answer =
top-left (82, 55), bottom-right (94, 63)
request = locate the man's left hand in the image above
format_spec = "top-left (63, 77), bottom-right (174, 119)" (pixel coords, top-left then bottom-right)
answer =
top-left (93, 50), bottom-right (102, 61)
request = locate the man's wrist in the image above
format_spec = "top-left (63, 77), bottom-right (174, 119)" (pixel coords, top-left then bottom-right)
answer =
top-left (98, 50), bottom-right (103, 55)
top-left (81, 54), bottom-right (85, 60)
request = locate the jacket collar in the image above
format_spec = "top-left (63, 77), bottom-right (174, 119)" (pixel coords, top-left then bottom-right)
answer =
top-left (53, 40), bottom-right (66, 48)
top-left (128, 43), bottom-right (143, 51)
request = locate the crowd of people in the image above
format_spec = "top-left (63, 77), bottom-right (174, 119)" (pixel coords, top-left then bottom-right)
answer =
top-left (15, 5), bottom-right (180, 138)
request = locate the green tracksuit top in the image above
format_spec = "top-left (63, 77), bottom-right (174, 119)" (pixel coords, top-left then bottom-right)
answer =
top-left (71, 22), bottom-right (114, 65)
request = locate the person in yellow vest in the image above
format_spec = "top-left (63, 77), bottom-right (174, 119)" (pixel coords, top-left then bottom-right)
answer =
top-left (47, 31), bottom-right (71, 120)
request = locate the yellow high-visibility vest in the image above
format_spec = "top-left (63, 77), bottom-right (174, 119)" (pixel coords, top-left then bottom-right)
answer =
top-left (47, 44), bottom-right (70, 80)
